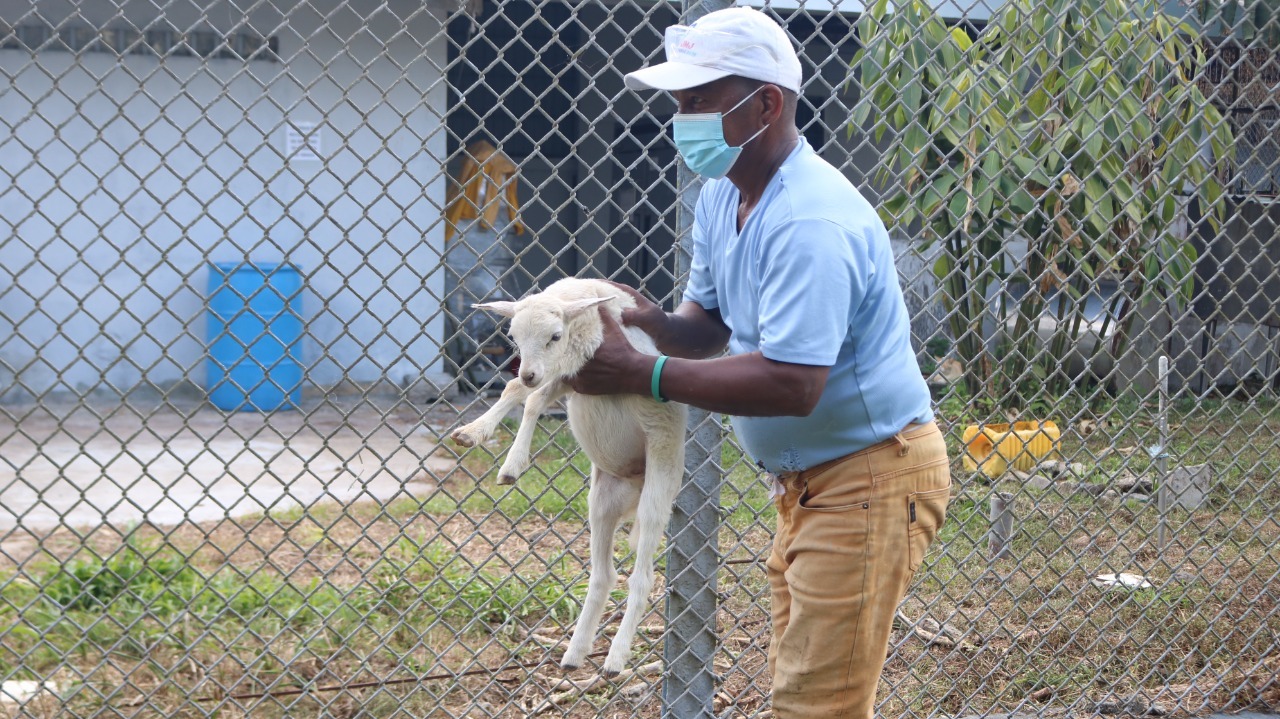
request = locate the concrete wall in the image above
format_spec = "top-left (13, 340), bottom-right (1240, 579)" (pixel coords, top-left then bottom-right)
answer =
top-left (0, 0), bottom-right (453, 401)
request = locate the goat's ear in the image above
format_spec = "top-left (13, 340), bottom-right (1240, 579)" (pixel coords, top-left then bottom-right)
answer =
top-left (563, 296), bottom-right (612, 319)
top-left (473, 300), bottom-right (518, 318)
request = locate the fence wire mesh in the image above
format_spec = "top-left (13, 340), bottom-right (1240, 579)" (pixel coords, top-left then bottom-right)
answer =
top-left (1, 0), bottom-right (1278, 717)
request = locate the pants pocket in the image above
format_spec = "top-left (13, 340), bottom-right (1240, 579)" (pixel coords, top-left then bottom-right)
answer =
top-left (798, 468), bottom-right (872, 512)
top-left (907, 486), bottom-right (951, 572)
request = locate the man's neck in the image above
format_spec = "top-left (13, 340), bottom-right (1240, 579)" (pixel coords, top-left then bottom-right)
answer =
top-left (729, 131), bottom-right (800, 209)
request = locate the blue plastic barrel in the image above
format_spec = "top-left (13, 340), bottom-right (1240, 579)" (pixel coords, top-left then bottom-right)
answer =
top-left (206, 262), bottom-right (304, 411)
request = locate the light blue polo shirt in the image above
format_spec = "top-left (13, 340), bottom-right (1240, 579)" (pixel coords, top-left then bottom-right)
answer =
top-left (683, 138), bottom-right (933, 473)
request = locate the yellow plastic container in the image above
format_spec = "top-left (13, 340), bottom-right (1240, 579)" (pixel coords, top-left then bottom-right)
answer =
top-left (961, 421), bottom-right (1061, 476)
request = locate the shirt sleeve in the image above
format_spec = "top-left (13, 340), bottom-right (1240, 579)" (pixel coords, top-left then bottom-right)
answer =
top-left (756, 219), bottom-right (870, 366)
top-left (680, 194), bottom-right (719, 311)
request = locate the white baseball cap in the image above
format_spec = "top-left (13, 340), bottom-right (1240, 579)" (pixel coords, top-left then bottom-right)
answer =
top-left (624, 7), bottom-right (802, 94)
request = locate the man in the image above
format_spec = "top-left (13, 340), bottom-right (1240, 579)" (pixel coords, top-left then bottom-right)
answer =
top-left (567, 7), bottom-right (951, 719)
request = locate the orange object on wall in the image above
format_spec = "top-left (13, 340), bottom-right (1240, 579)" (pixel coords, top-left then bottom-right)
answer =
top-left (444, 140), bottom-right (525, 242)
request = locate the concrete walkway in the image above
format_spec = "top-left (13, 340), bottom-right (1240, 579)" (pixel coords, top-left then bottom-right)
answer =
top-left (0, 397), bottom-right (463, 532)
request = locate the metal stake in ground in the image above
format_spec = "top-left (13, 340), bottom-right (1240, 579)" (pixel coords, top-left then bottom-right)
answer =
top-left (989, 492), bottom-right (1015, 561)
top-left (1157, 355), bottom-right (1171, 550)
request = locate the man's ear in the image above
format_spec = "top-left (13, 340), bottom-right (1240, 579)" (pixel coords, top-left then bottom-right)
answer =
top-left (761, 84), bottom-right (786, 125)
top-left (562, 296), bottom-right (612, 319)
top-left (473, 300), bottom-right (519, 318)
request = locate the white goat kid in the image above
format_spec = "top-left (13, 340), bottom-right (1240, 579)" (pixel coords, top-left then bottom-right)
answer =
top-left (449, 278), bottom-right (688, 675)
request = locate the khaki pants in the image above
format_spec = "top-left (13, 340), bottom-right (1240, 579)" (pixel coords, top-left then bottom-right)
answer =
top-left (767, 421), bottom-right (951, 719)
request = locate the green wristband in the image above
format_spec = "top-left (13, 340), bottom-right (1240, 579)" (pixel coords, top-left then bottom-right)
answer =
top-left (650, 355), bottom-right (669, 403)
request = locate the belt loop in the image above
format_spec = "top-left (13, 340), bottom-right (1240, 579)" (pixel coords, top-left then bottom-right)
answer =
top-left (894, 432), bottom-right (910, 457)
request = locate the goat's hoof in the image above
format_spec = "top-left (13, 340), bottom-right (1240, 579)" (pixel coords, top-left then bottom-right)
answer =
top-left (601, 655), bottom-right (627, 676)
top-left (450, 428), bottom-right (477, 447)
top-left (497, 473), bottom-right (518, 485)
top-left (560, 644), bottom-right (588, 670)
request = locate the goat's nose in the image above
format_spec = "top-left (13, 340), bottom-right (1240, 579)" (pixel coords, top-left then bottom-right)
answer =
top-left (520, 370), bottom-right (538, 386)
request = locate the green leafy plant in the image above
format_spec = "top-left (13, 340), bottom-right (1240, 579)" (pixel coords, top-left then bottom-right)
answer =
top-left (853, 0), bottom-right (1233, 403)
top-left (1195, 0), bottom-right (1280, 44)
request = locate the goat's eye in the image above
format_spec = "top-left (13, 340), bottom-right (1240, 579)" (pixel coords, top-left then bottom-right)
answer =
top-left (548, 332), bottom-right (562, 346)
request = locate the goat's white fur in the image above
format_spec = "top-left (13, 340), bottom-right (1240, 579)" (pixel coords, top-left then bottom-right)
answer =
top-left (450, 278), bottom-right (688, 675)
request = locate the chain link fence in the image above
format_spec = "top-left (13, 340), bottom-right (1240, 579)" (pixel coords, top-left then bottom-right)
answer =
top-left (1, 0), bottom-right (1279, 716)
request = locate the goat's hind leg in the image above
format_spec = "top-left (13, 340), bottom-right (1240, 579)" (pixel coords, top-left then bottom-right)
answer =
top-left (603, 424), bottom-right (685, 675)
top-left (562, 467), bottom-right (639, 670)
top-left (450, 378), bottom-right (532, 448)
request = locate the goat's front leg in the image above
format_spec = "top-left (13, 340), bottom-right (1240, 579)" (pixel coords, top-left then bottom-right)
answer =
top-left (603, 425), bottom-right (686, 675)
top-left (496, 380), bottom-right (569, 485)
top-left (562, 468), bottom-right (638, 670)
top-left (450, 379), bottom-right (533, 449)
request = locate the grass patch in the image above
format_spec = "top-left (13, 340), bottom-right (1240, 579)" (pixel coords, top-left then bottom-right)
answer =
top-left (420, 417), bottom-right (592, 523)
top-left (0, 533), bottom-right (587, 716)
top-left (881, 392), bottom-right (1280, 719)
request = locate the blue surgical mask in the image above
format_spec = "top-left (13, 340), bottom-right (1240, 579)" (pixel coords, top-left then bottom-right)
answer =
top-left (672, 87), bottom-right (769, 179)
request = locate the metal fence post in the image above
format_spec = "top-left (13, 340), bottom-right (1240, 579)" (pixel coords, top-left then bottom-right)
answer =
top-left (662, 2), bottom-right (731, 716)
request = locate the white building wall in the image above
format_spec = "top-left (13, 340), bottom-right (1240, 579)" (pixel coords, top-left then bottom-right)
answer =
top-left (0, 0), bottom-right (452, 400)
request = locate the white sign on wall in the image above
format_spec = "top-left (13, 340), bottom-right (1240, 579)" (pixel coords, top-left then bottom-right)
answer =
top-left (285, 122), bottom-right (322, 162)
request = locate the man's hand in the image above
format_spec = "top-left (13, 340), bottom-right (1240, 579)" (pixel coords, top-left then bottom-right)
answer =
top-left (567, 307), bottom-right (653, 396)
top-left (601, 281), bottom-right (731, 360)
top-left (603, 281), bottom-right (669, 341)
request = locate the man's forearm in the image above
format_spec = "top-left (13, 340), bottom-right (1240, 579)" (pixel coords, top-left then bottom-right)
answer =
top-left (639, 352), bottom-right (828, 417)
top-left (651, 302), bottom-right (731, 359)
top-left (568, 306), bottom-right (827, 414)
